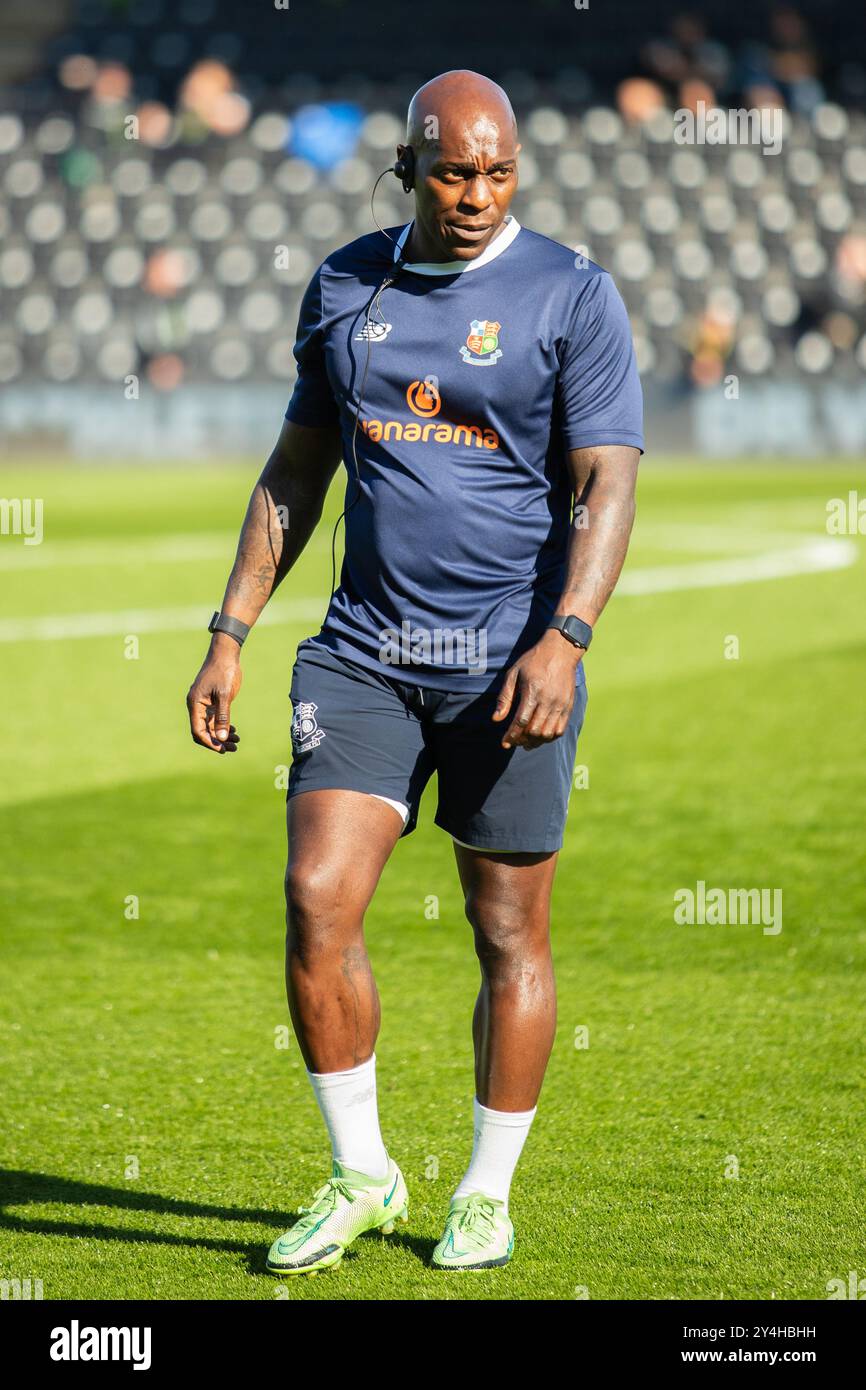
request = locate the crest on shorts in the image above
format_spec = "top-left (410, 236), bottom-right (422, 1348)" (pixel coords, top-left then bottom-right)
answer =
top-left (459, 319), bottom-right (503, 366)
top-left (291, 700), bottom-right (325, 753)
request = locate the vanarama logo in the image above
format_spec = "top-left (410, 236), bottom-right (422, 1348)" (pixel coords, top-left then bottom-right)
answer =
top-left (359, 378), bottom-right (500, 450)
top-left (406, 379), bottom-right (441, 416)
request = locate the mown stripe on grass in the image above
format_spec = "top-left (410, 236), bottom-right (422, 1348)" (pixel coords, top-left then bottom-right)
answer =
top-left (0, 539), bottom-right (856, 641)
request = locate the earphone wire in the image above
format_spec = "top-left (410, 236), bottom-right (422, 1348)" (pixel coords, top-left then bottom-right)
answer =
top-left (328, 165), bottom-right (407, 603)
top-left (370, 165), bottom-right (400, 247)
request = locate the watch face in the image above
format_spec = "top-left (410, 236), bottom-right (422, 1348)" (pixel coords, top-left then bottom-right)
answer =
top-left (565, 616), bottom-right (591, 648)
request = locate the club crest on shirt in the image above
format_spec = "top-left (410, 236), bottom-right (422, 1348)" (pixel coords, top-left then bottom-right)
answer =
top-left (291, 701), bottom-right (325, 753)
top-left (460, 319), bottom-right (502, 366)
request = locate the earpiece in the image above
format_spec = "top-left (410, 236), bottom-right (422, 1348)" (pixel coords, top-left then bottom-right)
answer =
top-left (393, 148), bottom-right (415, 194)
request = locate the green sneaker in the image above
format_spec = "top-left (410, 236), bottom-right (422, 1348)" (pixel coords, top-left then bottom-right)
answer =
top-left (266, 1157), bottom-right (408, 1276)
top-left (431, 1193), bottom-right (514, 1270)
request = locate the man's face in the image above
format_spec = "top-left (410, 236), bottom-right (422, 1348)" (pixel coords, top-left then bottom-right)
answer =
top-left (399, 115), bottom-right (520, 262)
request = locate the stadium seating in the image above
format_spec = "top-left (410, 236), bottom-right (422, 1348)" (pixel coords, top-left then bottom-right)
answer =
top-left (1, 0), bottom-right (865, 391)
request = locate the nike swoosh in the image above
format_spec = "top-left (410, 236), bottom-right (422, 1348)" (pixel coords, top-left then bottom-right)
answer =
top-left (279, 1214), bottom-right (327, 1253)
top-left (383, 1175), bottom-right (399, 1207)
top-left (441, 1229), bottom-right (469, 1259)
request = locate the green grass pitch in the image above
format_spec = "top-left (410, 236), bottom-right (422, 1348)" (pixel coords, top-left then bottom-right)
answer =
top-left (0, 457), bottom-right (863, 1301)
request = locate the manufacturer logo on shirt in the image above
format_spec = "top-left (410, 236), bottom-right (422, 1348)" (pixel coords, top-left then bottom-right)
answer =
top-left (459, 319), bottom-right (502, 366)
top-left (355, 321), bottom-right (393, 343)
top-left (291, 701), bottom-right (326, 754)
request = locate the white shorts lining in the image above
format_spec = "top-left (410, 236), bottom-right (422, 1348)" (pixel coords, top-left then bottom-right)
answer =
top-left (371, 793), bottom-right (410, 826)
top-left (451, 835), bottom-right (521, 854)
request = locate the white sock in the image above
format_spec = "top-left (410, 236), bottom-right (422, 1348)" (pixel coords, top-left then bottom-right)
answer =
top-left (307, 1053), bottom-right (389, 1179)
top-left (453, 1098), bottom-right (537, 1213)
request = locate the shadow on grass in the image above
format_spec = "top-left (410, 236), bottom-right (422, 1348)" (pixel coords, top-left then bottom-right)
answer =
top-left (0, 1168), bottom-right (434, 1274)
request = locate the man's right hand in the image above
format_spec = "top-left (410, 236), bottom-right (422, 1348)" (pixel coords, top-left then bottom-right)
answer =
top-left (186, 633), bottom-right (242, 753)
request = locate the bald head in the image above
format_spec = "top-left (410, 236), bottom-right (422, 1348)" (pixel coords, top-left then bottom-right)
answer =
top-left (406, 69), bottom-right (517, 152)
top-left (397, 70), bottom-right (520, 264)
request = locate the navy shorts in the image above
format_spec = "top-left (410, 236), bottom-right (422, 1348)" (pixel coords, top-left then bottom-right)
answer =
top-left (287, 641), bottom-right (588, 854)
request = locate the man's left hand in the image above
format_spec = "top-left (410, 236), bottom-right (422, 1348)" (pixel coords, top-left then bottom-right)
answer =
top-left (493, 628), bottom-right (583, 750)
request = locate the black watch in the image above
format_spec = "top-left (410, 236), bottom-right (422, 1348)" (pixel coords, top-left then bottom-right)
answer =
top-left (208, 611), bottom-right (250, 647)
top-left (548, 614), bottom-right (593, 650)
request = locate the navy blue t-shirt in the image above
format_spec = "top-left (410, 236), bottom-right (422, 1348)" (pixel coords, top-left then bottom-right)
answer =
top-left (285, 216), bottom-right (644, 689)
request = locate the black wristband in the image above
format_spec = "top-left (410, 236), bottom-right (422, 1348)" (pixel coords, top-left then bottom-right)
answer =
top-left (208, 611), bottom-right (250, 648)
top-left (548, 614), bottom-right (593, 650)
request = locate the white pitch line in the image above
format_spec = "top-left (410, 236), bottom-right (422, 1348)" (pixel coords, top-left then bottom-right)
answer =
top-left (645, 523), bottom-right (835, 554)
top-left (0, 533), bottom-right (238, 570)
top-left (0, 599), bottom-right (326, 643)
top-left (617, 538), bottom-right (856, 595)
top-left (0, 539), bottom-right (856, 642)
top-left (0, 529), bottom-right (334, 570)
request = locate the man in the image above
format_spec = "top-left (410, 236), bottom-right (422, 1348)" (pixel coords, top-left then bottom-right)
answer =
top-left (186, 69), bottom-right (643, 1274)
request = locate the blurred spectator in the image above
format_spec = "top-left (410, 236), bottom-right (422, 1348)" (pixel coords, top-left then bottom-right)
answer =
top-left (835, 234), bottom-right (866, 306)
top-left (136, 102), bottom-right (174, 147)
top-left (91, 62), bottom-right (132, 106)
top-left (637, 7), bottom-right (829, 113)
top-left (742, 83), bottom-right (786, 113)
top-left (58, 55), bottom-right (99, 92)
top-left (144, 249), bottom-right (187, 298)
top-left (736, 8), bottom-right (824, 114)
top-left (616, 77), bottom-right (666, 126)
top-left (147, 354), bottom-right (185, 391)
top-left (769, 7), bottom-right (824, 113)
top-left (678, 78), bottom-right (716, 113)
top-left (642, 11), bottom-right (731, 104)
top-left (688, 304), bottom-right (737, 388)
top-left (179, 59), bottom-right (251, 138)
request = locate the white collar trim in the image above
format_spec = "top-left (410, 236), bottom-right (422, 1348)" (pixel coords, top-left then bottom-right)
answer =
top-left (394, 215), bottom-right (521, 275)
